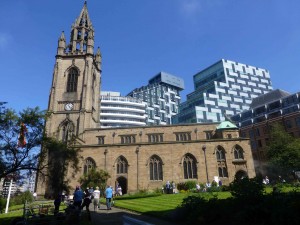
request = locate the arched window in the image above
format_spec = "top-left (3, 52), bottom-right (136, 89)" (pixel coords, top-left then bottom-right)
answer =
top-left (149, 155), bottom-right (163, 181)
top-left (183, 154), bottom-right (197, 179)
top-left (84, 157), bottom-right (96, 175)
top-left (233, 145), bottom-right (244, 159)
top-left (215, 146), bottom-right (228, 178)
top-left (216, 146), bottom-right (226, 161)
top-left (116, 156), bottom-right (128, 174)
top-left (60, 120), bottom-right (74, 143)
top-left (67, 68), bottom-right (79, 92)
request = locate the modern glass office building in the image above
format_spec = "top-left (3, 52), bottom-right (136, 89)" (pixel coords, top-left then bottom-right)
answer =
top-left (100, 91), bottom-right (147, 128)
top-left (127, 72), bottom-right (184, 125)
top-left (173, 59), bottom-right (273, 124)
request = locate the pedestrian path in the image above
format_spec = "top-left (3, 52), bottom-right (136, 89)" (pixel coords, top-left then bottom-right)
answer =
top-left (90, 205), bottom-right (178, 225)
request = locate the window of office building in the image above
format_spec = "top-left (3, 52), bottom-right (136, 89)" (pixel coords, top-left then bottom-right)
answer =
top-left (295, 117), bottom-right (300, 127)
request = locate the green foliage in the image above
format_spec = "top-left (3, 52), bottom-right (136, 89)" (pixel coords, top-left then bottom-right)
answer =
top-left (229, 176), bottom-right (264, 202)
top-left (0, 197), bottom-right (6, 213)
top-left (266, 123), bottom-right (300, 175)
top-left (177, 180), bottom-right (197, 191)
top-left (10, 190), bottom-right (34, 205)
top-left (44, 137), bottom-right (82, 196)
top-left (79, 168), bottom-right (110, 194)
top-left (0, 107), bottom-right (46, 180)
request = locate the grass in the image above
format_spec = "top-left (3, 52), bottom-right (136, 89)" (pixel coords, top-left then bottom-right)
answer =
top-left (0, 202), bottom-right (92, 225)
top-left (113, 192), bottom-right (231, 218)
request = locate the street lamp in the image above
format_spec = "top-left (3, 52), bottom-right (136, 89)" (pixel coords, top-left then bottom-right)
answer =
top-left (202, 145), bottom-right (209, 184)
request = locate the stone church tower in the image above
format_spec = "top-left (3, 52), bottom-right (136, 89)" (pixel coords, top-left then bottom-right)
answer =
top-left (46, 2), bottom-right (101, 142)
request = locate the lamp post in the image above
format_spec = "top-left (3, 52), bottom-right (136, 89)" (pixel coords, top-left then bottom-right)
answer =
top-left (135, 147), bottom-right (139, 191)
top-left (202, 145), bottom-right (209, 184)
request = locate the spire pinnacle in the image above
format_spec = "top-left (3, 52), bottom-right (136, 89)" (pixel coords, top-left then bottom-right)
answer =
top-left (59, 31), bottom-right (65, 41)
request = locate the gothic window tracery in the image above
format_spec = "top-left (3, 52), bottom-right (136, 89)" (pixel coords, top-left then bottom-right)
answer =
top-left (233, 145), bottom-right (244, 159)
top-left (183, 154), bottom-right (197, 179)
top-left (215, 146), bottom-right (228, 177)
top-left (149, 155), bottom-right (163, 180)
top-left (84, 157), bottom-right (96, 175)
top-left (116, 156), bottom-right (128, 174)
top-left (67, 68), bottom-right (78, 92)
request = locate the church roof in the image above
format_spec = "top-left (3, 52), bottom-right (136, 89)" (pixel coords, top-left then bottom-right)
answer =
top-left (216, 121), bottom-right (238, 130)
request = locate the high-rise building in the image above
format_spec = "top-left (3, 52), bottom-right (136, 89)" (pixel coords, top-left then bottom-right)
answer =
top-left (231, 89), bottom-right (300, 172)
top-left (127, 72), bottom-right (184, 125)
top-left (173, 59), bottom-right (273, 124)
top-left (100, 91), bottom-right (147, 128)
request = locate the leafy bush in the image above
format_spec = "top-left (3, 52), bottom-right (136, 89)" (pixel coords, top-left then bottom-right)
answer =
top-left (177, 181), bottom-right (197, 191)
top-left (10, 191), bottom-right (34, 206)
top-left (229, 176), bottom-right (264, 202)
top-left (0, 197), bottom-right (6, 213)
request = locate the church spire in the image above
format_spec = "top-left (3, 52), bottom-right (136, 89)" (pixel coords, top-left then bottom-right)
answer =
top-left (67, 1), bottom-right (94, 54)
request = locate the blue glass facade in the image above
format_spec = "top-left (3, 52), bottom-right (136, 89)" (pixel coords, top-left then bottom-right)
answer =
top-left (173, 59), bottom-right (273, 124)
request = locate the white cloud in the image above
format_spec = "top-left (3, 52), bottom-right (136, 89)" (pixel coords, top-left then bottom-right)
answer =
top-left (0, 33), bottom-right (11, 49)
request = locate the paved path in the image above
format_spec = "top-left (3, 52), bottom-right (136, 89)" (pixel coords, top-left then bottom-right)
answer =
top-left (90, 205), bottom-right (178, 225)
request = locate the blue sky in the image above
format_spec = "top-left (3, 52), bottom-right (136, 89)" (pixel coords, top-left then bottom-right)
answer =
top-left (1, 0), bottom-right (300, 112)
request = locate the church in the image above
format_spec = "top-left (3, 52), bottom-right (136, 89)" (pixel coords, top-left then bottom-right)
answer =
top-left (36, 2), bottom-right (255, 196)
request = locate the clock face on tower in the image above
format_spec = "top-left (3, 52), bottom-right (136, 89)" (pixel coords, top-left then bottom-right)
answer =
top-left (64, 103), bottom-right (74, 111)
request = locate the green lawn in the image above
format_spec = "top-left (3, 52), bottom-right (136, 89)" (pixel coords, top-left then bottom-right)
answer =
top-left (0, 202), bottom-right (91, 225)
top-left (113, 192), bottom-right (231, 217)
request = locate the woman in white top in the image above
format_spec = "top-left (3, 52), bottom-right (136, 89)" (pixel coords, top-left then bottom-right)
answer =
top-left (93, 186), bottom-right (100, 211)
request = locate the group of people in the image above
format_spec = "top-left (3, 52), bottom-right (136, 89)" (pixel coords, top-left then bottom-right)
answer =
top-left (73, 185), bottom-right (114, 211)
top-left (54, 185), bottom-right (115, 214)
top-left (164, 181), bottom-right (177, 194)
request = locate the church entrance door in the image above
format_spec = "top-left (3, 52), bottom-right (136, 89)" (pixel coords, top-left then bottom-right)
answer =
top-left (116, 176), bottom-right (127, 195)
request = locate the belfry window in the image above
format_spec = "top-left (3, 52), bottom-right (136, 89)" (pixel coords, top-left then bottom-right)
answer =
top-left (149, 155), bottom-right (163, 181)
top-left (183, 154), bottom-right (197, 179)
top-left (67, 68), bottom-right (78, 92)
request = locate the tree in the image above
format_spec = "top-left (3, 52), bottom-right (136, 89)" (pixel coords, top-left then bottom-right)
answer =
top-left (266, 123), bottom-right (300, 177)
top-left (79, 168), bottom-right (110, 194)
top-left (44, 137), bottom-right (82, 196)
top-left (0, 107), bottom-right (45, 179)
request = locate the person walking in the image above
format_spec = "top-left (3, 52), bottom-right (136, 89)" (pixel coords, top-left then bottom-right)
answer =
top-left (81, 188), bottom-right (91, 212)
top-left (73, 186), bottom-right (84, 210)
top-left (54, 194), bottom-right (61, 215)
top-left (93, 186), bottom-right (100, 211)
top-left (105, 185), bottom-right (113, 210)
